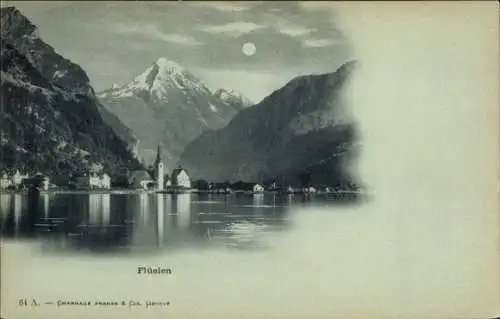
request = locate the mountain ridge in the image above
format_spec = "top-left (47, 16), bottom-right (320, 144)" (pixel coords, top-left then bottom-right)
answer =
top-left (212, 88), bottom-right (253, 111)
top-left (178, 60), bottom-right (359, 188)
top-left (0, 7), bottom-right (142, 180)
top-left (97, 56), bottom-right (252, 170)
top-left (0, 6), bottom-right (93, 95)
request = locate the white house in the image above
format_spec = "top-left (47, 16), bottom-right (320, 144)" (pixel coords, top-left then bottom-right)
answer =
top-left (100, 173), bottom-right (111, 189)
top-left (303, 186), bottom-right (317, 193)
top-left (34, 174), bottom-right (50, 191)
top-left (12, 170), bottom-right (28, 186)
top-left (1, 170), bottom-right (32, 189)
top-left (0, 173), bottom-right (11, 189)
top-left (253, 184), bottom-right (264, 193)
top-left (171, 168), bottom-right (191, 189)
top-left (75, 173), bottom-right (111, 189)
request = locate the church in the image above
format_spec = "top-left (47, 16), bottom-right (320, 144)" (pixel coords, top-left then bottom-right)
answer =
top-left (154, 145), bottom-right (165, 191)
top-left (154, 145), bottom-right (192, 190)
top-left (128, 145), bottom-right (165, 190)
top-left (129, 145), bottom-right (191, 191)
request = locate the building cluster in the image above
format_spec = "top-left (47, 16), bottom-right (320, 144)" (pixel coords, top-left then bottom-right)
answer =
top-left (252, 184), bottom-right (265, 193)
top-left (73, 173), bottom-right (111, 190)
top-left (201, 181), bottom-right (306, 194)
top-left (129, 146), bottom-right (191, 191)
top-left (0, 170), bottom-right (50, 190)
top-left (0, 146), bottom-right (191, 192)
top-left (1, 146), bottom-right (357, 194)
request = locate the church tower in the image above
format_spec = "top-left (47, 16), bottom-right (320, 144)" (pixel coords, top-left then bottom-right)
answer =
top-left (155, 145), bottom-right (164, 191)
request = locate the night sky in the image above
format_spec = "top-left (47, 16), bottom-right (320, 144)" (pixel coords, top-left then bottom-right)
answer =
top-left (3, 1), bottom-right (352, 102)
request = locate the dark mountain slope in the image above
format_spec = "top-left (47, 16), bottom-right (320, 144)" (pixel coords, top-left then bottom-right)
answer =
top-left (179, 61), bottom-right (360, 189)
top-left (0, 7), bottom-right (142, 179)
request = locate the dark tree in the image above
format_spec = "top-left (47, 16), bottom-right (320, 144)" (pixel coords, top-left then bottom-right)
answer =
top-left (193, 179), bottom-right (209, 190)
top-left (231, 180), bottom-right (253, 191)
top-left (298, 171), bottom-right (312, 188)
top-left (111, 172), bottom-right (130, 188)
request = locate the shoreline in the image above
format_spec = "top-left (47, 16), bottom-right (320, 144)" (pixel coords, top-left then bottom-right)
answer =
top-left (0, 189), bottom-right (146, 195)
top-left (0, 188), bottom-right (368, 196)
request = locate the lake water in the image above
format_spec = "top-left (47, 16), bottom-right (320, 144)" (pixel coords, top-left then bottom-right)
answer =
top-left (0, 192), bottom-right (357, 254)
top-left (0, 190), bottom-right (497, 319)
top-left (1, 192), bottom-right (371, 319)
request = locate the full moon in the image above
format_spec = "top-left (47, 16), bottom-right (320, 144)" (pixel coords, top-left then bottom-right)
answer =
top-left (242, 42), bottom-right (256, 56)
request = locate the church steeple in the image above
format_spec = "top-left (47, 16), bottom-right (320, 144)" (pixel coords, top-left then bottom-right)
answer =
top-left (155, 144), bottom-right (162, 164)
top-left (155, 144), bottom-right (164, 191)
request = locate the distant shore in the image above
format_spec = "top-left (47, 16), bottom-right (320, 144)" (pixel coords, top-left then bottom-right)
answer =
top-left (0, 188), bottom-right (368, 196)
top-left (0, 188), bottom-right (143, 195)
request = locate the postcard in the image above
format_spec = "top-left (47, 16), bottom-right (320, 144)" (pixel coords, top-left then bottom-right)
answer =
top-left (0, 1), bottom-right (498, 318)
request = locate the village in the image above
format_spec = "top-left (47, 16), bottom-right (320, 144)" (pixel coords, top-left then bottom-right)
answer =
top-left (0, 146), bottom-right (356, 195)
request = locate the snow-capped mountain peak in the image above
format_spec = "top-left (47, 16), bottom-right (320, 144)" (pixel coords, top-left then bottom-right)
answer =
top-left (155, 57), bottom-right (185, 74)
top-left (213, 88), bottom-right (254, 110)
top-left (98, 58), bottom-right (253, 111)
top-left (96, 57), bottom-right (252, 169)
top-left (105, 57), bottom-right (211, 101)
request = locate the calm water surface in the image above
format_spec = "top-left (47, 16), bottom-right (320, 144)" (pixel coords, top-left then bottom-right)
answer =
top-left (0, 192), bottom-right (355, 254)
top-left (0, 191), bottom-right (493, 319)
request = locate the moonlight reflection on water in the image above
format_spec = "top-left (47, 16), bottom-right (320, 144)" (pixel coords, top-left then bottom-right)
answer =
top-left (0, 192), bottom-right (358, 254)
